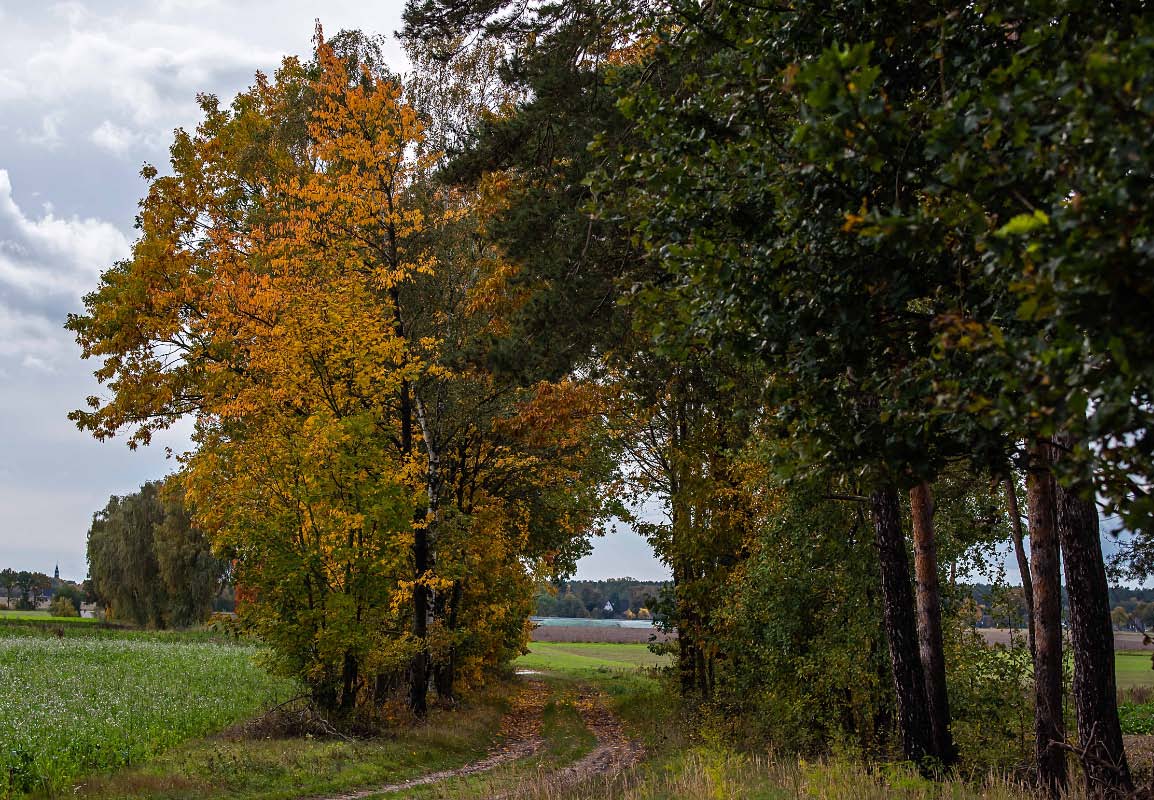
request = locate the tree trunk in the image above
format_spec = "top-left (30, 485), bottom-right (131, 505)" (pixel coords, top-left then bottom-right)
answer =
top-left (909, 481), bottom-right (957, 767)
top-left (398, 378), bottom-right (430, 719)
top-left (410, 534), bottom-right (431, 717)
top-left (1004, 475), bottom-right (1036, 661)
top-left (1053, 435), bottom-right (1133, 796)
top-left (434, 580), bottom-right (463, 703)
top-left (339, 650), bottom-right (359, 713)
top-left (871, 485), bottom-right (934, 766)
top-left (1027, 440), bottom-right (1066, 795)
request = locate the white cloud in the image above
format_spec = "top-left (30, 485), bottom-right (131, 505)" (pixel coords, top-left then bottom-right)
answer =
top-left (90, 120), bottom-right (139, 155)
top-left (17, 112), bottom-right (64, 148)
top-left (21, 354), bottom-right (57, 373)
top-left (0, 304), bottom-right (62, 361)
top-left (0, 168), bottom-right (130, 300)
top-left (19, 13), bottom-right (282, 128)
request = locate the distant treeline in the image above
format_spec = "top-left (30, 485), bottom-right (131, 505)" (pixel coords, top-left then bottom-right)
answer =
top-left (967, 583), bottom-right (1154, 628)
top-left (533, 578), bottom-right (670, 619)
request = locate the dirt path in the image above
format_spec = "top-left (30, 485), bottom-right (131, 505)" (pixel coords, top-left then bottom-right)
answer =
top-left (304, 676), bottom-right (641, 800)
top-left (497, 687), bottom-right (644, 798)
top-left (307, 681), bottom-right (548, 800)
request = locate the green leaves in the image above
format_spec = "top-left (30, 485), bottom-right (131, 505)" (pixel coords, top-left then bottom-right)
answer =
top-left (994, 209), bottom-right (1050, 238)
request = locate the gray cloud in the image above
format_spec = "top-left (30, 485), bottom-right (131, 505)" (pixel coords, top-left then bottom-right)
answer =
top-left (0, 0), bottom-right (410, 578)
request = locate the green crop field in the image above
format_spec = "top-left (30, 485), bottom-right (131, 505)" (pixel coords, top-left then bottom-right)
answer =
top-left (515, 641), bottom-right (669, 673)
top-left (0, 609), bottom-right (97, 623)
top-left (0, 627), bottom-right (293, 797)
top-left (1114, 650), bottom-right (1154, 690)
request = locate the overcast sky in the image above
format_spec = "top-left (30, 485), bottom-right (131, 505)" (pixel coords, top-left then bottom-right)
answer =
top-left (0, 0), bottom-right (668, 583)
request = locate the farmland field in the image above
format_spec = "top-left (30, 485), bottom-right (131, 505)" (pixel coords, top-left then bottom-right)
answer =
top-left (0, 609), bottom-right (96, 623)
top-left (1115, 650), bottom-right (1154, 690)
top-left (516, 641), bottom-right (670, 673)
top-left (0, 626), bottom-right (293, 797)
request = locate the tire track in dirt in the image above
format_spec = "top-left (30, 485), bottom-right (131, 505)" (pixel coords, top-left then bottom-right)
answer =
top-left (305, 679), bottom-right (550, 800)
top-left (302, 675), bottom-right (643, 800)
top-left (491, 687), bottom-right (644, 799)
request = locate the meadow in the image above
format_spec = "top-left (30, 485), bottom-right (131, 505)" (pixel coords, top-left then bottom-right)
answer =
top-left (0, 610), bottom-right (96, 623)
top-left (3, 625), bottom-right (1153, 799)
top-left (0, 625), bottom-right (293, 796)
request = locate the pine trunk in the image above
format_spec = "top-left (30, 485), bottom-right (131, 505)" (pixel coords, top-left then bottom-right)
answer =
top-left (871, 485), bottom-right (934, 765)
top-left (1054, 435), bottom-right (1133, 796)
top-left (1027, 440), bottom-right (1066, 795)
top-left (1004, 475), bottom-right (1036, 661)
top-left (909, 482), bottom-right (956, 767)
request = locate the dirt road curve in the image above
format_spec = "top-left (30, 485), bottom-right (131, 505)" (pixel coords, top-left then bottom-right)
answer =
top-left (492, 688), bottom-right (644, 799)
top-left (305, 677), bottom-right (641, 800)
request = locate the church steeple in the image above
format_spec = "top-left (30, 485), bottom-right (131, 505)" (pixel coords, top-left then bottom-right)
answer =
top-left (54, 564), bottom-right (59, 580)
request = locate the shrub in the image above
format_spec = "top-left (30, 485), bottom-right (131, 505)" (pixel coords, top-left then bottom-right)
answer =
top-left (49, 596), bottom-right (80, 618)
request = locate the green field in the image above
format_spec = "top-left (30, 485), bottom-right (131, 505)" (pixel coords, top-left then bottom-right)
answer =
top-left (0, 609), bottom-right (96, 623)
top-left (1, 630), bottom-right (1148, 799)
top-left (515, 642), bottom-right (669, 673)
top-left (0, 628), bottom-right (293, 796)
top-left (1114, 650), bottom-right (1154, 690)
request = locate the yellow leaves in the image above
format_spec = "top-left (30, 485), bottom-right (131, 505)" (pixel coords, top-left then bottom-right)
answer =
top-left (841, 198), bottom-right (870, 233)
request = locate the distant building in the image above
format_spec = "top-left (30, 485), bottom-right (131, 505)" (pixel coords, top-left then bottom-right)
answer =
top-left (603, 600), bottom-right (613, 613)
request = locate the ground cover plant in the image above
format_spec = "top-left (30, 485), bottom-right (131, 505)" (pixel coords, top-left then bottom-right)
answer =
top-left (0, 628), bottom-right (292, 797)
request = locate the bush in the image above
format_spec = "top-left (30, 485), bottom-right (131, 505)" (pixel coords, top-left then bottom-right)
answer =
top-left (49, 596), bottom-right (80, 618)
top-left (709, 486), bottom-right (892, 757)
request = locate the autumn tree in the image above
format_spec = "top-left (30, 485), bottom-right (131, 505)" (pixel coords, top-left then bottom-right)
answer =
top-left (70, 27), bottom-right (619, 715)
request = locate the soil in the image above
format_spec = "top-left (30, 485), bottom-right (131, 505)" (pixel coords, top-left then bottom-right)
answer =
top-left (503, 686), bottom-right (644, 796)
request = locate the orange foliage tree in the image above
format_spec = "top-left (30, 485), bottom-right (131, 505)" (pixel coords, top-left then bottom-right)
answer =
top-left (68, 29), bottom-right (620, 714)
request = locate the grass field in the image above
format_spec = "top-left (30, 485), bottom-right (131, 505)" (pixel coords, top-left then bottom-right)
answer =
top-left (0, 609), bottom-right (96, 623)
top-left (515, 642), bottom-right (669, 673)
top-left (0, 627), bottom-right (293, 797)
top-left (1114, 650), bottom-right (1154, 689)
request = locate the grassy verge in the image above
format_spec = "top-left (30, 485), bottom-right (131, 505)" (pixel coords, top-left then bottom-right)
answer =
top-left (510, 642), bottom-right (1044, 800)
top-left (74, 687), bottom-right (514, 800)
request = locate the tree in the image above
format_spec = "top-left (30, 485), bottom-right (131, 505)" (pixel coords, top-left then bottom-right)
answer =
top-left (70, 26), bottom-right (619, 715)
top-left (0, 569), bottom-right (15, 608)
top-left (154, 486), bottom-right (227, 627)
top-left (49, 595), bottom-right (79, 618)
top-left (52, 584), bottom-right (85, 615)
top-left (87, 481), bottom-right (222, 628)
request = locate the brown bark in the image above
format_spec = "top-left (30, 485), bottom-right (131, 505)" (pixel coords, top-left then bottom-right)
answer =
top-left (1053, 435), bottom-right (1133, 796)
top-left (1026, 440), bottom-right (1066, 795)
top-left (871, 485), bottom-right (934, 766)
top-left (434, 580), bottom-right (463, 703)
top-left (402, 378), bottom-right (430, 718)
top-left (1004, 475), bottom-right (1036, 661)
top-left (909, 482), bottom-right (957, 767)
